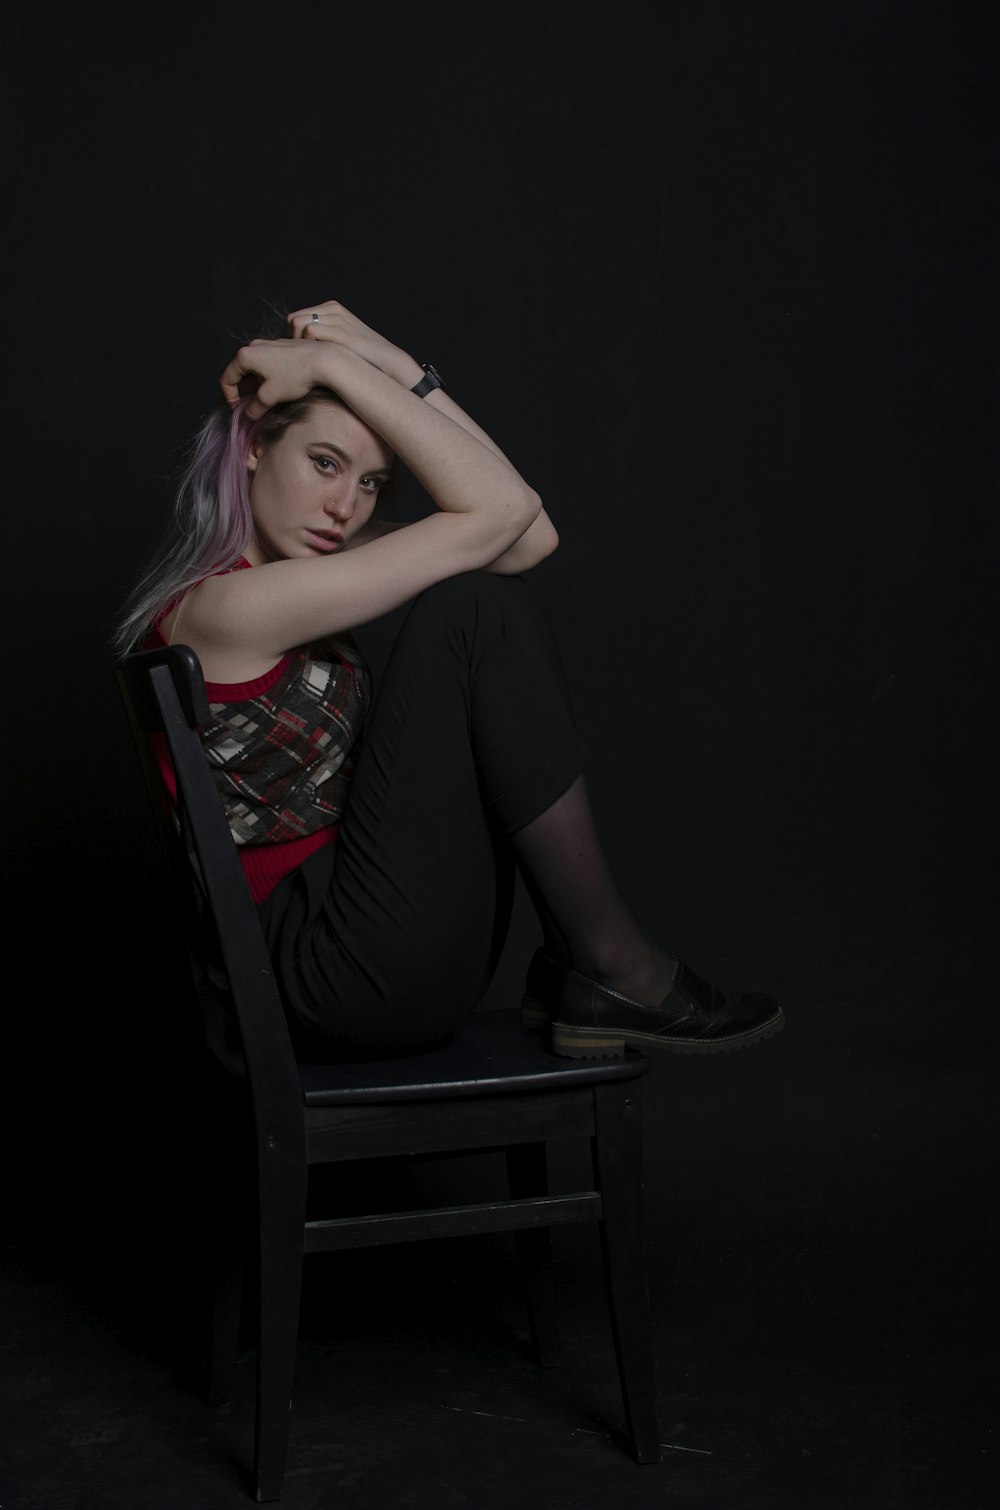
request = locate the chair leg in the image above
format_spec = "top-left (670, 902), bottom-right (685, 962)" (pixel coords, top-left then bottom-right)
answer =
top-left (252, 1150), bottom-right (309, 1503)
top-left (591, 1082), bottom-right (661, 1464)
top-left (208, 1249), bottom-right (243, 1406)
top-left (505, 1143), bottom-right (561, 1368)
top-left (206, 1122), bottom-right (250, 1407)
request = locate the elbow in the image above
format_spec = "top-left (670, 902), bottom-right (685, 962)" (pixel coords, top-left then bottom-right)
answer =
top-left (473, 486), bottom-right (549, 571)
top-left (520, 486), bottom-right (544, 532)
top-left (523, 491), bottom-right (558, 561)
top-left (528, 522), bottom-right (559, 570)
top-left (500, 485), bottom-right (543, 547)
top-left (506, 506), bottom-right (559, 574)
top-left (538, 516), bottom-right (559, 560)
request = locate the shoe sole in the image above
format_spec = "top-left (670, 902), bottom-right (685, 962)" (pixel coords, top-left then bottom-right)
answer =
top-left (522, 994), bottom-right (784, 1058)
top-left (521, 998), bottom-right (552, 1033)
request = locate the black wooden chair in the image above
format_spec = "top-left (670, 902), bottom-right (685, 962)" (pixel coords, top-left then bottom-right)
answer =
top-left (115, 643), bottom-right (660, 1502)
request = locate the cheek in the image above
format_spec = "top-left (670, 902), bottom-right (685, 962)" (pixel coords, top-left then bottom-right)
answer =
top-left (248, 476), bottom-right (289, 539)
top-left (250, 459), bottom-right (299, 516)
top-left (247, 474), bottom-right (270, 518)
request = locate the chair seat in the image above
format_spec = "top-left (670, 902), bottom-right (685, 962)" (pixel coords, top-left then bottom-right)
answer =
top-left (297, 1007), bottom-right (650, 1106)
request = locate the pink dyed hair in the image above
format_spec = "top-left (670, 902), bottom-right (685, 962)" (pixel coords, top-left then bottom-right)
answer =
top-left (112, 387), bottom-right (396, 656)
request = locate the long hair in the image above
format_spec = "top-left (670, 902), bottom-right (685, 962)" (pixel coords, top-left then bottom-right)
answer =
top-left (112, 386), bottom-right (397, 658)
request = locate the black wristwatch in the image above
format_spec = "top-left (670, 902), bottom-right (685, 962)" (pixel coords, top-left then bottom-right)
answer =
top-left (411, 363), bottom-right (445, 398)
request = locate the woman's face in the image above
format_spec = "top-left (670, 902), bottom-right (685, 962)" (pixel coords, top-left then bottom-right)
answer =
top-left (245, 400), bottom-right (394, 564)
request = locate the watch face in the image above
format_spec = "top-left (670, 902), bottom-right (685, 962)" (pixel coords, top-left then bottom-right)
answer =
top-left (413, 364), bottom-right (444, 396)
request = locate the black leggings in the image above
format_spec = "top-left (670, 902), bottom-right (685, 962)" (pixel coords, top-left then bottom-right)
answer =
top-left (256, 572), bottom-right (588, 1058)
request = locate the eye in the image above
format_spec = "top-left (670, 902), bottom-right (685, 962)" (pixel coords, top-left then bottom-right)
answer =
top-left (361, 476), bottom-right (384, 494)
top-left (313, 455), bottom-right (337, 474)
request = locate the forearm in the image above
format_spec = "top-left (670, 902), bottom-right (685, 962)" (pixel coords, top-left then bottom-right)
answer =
top-left (232, 311), bottom-right (554, 566)
top-left (373, 346), bottom-right (539, 491)
top-left (384, 353), bottom-right (558, 570)
top-left (310, 346), bottom-right (540, 534)
top-left (283, 301), bottom-right (537, 488)
top-left (480, 512), bottom-right (558, 573)
top-left (354, 503), bottom-right (557, 574)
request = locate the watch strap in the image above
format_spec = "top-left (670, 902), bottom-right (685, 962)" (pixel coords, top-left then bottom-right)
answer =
top-left (411, 363), bottom-right (444, 398)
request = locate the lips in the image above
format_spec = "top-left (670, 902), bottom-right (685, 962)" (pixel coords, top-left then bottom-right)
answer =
top-left (305, 528), bottom-right (343, 554)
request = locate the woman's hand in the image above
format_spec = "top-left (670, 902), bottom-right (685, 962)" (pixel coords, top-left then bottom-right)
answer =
top-left (218, 337), bottom-right (358, 418)
top-left (285, 299), bottom-right (422, 389)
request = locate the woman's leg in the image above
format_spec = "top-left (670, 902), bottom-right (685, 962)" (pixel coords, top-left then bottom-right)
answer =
top-left (511, 778), bottom-right (677, 1005)
top-left (259, 570), bottom-right (780, 1059)
top-left (259, 572), bottom-right (589, 1055)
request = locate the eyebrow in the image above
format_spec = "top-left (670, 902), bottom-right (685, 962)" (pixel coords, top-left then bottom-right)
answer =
top-left (309, 440), bottom-right (393, 477)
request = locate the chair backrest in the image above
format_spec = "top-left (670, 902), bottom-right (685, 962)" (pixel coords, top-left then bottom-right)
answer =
top-left (116, 644), bottom-right (306, 1148)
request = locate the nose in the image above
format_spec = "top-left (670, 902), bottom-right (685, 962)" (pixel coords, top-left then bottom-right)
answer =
top-left (324, 480), bottom-right (358, 523)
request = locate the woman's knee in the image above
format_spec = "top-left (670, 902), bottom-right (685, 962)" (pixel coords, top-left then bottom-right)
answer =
top-left (393, 571), bottom-right (532, 655)
top-left (410, 570), bottom-right (528, 618)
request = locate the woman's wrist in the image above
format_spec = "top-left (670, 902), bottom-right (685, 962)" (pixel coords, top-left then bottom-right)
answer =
top-left (392, 351), bottom-right (426, 390)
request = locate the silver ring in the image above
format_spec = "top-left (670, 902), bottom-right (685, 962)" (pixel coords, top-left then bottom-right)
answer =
top-left (311, 312), bottom-right (319, 324)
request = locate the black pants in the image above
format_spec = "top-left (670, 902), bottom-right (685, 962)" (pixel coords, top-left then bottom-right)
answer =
top-left (256, 573), bottom-right (588, 1058)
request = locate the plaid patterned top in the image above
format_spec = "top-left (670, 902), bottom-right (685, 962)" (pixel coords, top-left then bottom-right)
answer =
top-left (196, 636), bottom-right (370, 848)
top-left (148, 559), bottom-right (371, 902)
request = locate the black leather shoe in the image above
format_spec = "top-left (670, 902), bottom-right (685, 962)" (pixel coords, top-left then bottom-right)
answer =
top-left (521, 948), bottom-right (571, 1032)
top-left (522, 948), bottom-right (784, 1058)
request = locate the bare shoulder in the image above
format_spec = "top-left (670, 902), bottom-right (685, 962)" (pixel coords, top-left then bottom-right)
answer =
top-left (161, 574), bottom-right (286, 683)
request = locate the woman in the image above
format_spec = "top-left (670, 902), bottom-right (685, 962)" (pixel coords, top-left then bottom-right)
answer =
top-left (114, 299), bottom-right (783, 1060)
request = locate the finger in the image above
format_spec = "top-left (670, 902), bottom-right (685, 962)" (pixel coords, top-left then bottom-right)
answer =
top-left (219, 344), bottom-right (256, 404)
top-left (296, 314), bottom-right (350, 343)
top-left (219, 369), bottom-right (245, 405)
top-left (243, 378), bottom-right (278, 421)
top-left (288, 309), bottom-right (321, 339)
top-left (220, 379), bottom-right (262, 410)
top-left (287, 299), bottom-right (345, 334)
top-left (218, 339), bottom-right (275, 404)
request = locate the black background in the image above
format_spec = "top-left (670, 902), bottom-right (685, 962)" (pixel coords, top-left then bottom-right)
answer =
top-left (2, 1), bottom-right (997, 1503)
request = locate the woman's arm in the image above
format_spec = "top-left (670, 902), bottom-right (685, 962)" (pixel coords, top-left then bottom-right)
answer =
top-left (346, 511), bottom-right (557, 575)
top-left (286, 302), bottom-right (558, 573)
top-left (179, 334), bottom-right (541, 675)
